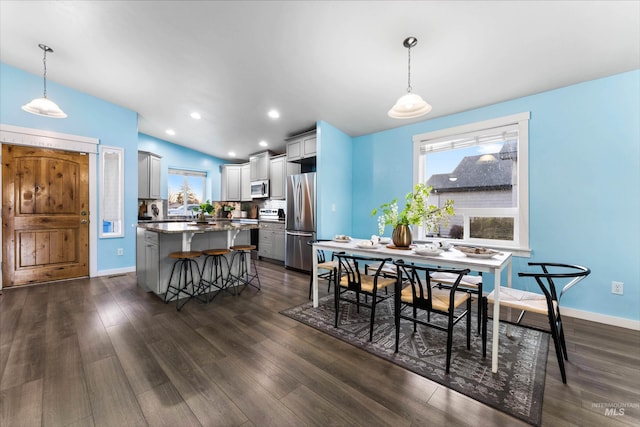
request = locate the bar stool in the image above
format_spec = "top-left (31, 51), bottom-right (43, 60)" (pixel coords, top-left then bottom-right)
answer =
top-left (228, 244), bottom-right (261, 294)
top-left (163, 251), bottom-right (205, 311)
top-left (200, 248), bottom-right (233, 301)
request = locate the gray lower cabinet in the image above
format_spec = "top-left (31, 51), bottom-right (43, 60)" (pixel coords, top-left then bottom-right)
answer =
top-left (258, 221), bottom-right (285, 261)
top-left (136, 228), bottom-right (160, 292)
top-left (136, 227), bottom-right (250, 295)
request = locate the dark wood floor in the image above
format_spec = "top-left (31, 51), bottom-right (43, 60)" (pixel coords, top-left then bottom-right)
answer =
top-left (1, 260), bottom-right (638, 426)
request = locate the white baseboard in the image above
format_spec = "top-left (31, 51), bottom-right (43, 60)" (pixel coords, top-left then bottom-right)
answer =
top-left (92, 266), bottom-right (136, 277)
top-left (562, 307), bottom-right (640, 331)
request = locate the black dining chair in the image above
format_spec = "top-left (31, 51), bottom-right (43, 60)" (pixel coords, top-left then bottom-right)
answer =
top-left (483, 262), bottom-right (590, 383)
top-left (394, 260), bottom-right (481, 374)
top-left (430, 271), bottom-right (483, 335)
top-left (334, 253), bottom-right (395, 341)
top-left (307, 239), bottom-right (338, 299)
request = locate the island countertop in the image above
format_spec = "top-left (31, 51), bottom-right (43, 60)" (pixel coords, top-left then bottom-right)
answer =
top-left (137, 221), bottom-right (260, 234)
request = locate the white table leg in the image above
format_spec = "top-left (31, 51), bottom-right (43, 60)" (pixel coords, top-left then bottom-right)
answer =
top-left (491, 270), bottom-right (501, 373)
top-left (312, 245), bottom-right (319, 307)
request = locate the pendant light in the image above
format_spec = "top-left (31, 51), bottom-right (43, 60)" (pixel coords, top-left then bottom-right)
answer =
top-left (22, 44), bottom-right (67, 118)
top-left (388, 37), bottom-right (432, 119)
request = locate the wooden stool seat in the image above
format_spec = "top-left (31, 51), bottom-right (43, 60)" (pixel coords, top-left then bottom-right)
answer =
top-left (202, 248), bottom-right (231, 256)
top-left (230, 244), bottom-right (256, 251)
top-left (169, 251), bottom-right (202, 260)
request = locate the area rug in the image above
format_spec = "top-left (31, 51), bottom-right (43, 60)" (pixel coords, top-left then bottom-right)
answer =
top-left (281, 293), bottom-right (548, 426)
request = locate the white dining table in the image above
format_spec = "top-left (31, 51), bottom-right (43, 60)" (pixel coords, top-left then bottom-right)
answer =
top-left (312, 238), bottom-right (512, 373)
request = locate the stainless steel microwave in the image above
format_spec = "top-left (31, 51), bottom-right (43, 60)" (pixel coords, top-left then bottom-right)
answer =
top-left (251, 180), bottom-right (269, 198)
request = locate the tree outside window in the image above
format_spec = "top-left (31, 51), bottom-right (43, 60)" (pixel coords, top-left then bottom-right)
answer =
top-left (167, 169), bottom-right (206, 216)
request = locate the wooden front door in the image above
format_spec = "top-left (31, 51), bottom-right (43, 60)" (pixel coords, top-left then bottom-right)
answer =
top-left (2, 145), bottom-right (89, 286)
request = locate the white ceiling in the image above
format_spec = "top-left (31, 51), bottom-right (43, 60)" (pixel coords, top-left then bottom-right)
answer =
top-left (1, 1), bottom-right (638, 161)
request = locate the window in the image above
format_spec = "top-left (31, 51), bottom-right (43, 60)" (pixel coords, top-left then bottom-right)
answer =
top-left (99, 145), bottom-right (124, 238)
top-left (167, 168), bottom-right (206, 217)
top-left (413, 113), bottom-right (530, 254)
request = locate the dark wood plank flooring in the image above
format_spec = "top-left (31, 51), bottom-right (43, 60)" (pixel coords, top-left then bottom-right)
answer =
top-left (1, 260), bottom-right (638, 426)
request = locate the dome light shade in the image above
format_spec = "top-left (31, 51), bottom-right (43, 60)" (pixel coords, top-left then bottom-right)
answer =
top-left (22, 97), bottom-right (67, 118)
top-left (388, 93), bottom-right (432, 119)
top-left (22, 44), bottom-right (67, 119)
top-left (388, 36), bottom-right (431, 120)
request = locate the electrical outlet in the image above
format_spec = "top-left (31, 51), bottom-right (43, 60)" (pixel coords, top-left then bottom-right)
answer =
top-left (611, 281), bottom-right (624, 295)
top-left (117, 248), bottom-right (124, 256)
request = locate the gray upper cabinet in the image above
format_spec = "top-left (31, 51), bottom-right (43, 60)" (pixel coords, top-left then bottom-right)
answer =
top-left (270, 155), bottom-right (301, 200)
top-left (249, 151), bottom-right (270, 181)
top-left (269, 155), bottom-right (286, 200)
top-left (286, 130), bottom-right (317, 162)
top-left (138, 151), bottom-right (162, 199)
top-left (221, 164), bottom-right (242, 201)
top-left (241, 163), bottom-right (251, 201)
top-left (221, 163), bottom-right (250, 201)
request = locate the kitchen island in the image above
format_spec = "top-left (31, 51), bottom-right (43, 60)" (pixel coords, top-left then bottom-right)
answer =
top-left (136, 221), bottom-right (260, 296)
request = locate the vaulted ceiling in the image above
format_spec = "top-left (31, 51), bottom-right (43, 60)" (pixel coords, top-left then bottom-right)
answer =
top-left (1, 1), bottom-right (638, 161)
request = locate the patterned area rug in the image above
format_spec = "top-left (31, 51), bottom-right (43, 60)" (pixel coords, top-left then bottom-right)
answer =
top-left (281, 293), bottom-right (548, 426)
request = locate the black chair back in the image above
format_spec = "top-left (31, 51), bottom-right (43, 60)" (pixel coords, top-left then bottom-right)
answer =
top-left (307, 239), bottom-right (333, 263)
top-left (395, 260), bottom-right (470, 313)
top-left (518, 262), bottom-right (590, 314)
top-left (335, 253), bottom-right (392, 293)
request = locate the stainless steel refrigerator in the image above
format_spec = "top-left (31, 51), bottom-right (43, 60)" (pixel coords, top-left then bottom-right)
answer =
top-left (285, 172), bottom-right (316, 271)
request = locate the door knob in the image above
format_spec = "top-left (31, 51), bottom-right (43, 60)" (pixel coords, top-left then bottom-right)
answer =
top-left (81, 211), bottom-right (87, 216)
top-left (81, 220), bottom-right (88, 224)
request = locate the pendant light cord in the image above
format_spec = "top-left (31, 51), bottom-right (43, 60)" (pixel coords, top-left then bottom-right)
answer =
top-left (407, 44), bottom-right (412, 94)
top-left (42, 47), bottom-right (48, 99)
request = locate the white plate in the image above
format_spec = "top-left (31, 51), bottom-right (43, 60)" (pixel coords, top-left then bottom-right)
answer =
top-left (413, 248), bottom-right (443, 256)
top-left (454, 246), bottom-right (499, 258)
top-left (379, 237), bottom-right (392, 244)
top-left (333, 237), bottom-right (351, 243)
top-left (356, 241), bottom-right (379, 249)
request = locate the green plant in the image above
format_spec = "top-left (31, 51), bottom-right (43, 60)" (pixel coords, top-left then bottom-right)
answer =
top-left (193, 200), bottom-right (214, 216)
top-left (371, 183), bottom-right (454, 235)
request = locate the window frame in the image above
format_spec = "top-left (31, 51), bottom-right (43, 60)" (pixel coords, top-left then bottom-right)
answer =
top-left (413, 112), bottom-right (531, 256)
top-left (167, 168), bottom-right (207, 217)
top-left (99, 145), bottom-right (124, 238)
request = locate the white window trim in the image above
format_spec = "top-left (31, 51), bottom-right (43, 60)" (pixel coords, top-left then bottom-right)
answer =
top-left (167, 168), bottom-right (208, 214)
top-left (413, 113), bottom-right (531, 257)
top-left (99, 145), bottom-right (124, 238)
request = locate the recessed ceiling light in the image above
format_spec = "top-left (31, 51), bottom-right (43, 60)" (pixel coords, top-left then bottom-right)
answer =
top-left (190, 112), bottom-right (201, 120)
top-left (267, 109), bottom-right (280, 119)
top-left (259, 140), bottom-right (268, 147)
top-left (166, 129), bottom-right (176, 136)
top-left (228, 151), bottom-right (236, 157)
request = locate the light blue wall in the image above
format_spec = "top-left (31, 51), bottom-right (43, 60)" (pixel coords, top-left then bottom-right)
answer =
top-left (317, 121), bottom-right (353, 239)
top-left (1, 63), bottom-right (139, 272)
top-left (138, 133), bottom-right (227, 201)
top-left (350, 70), bottom-right (640, 322)
top-left (3, 60), bottom-right (638, 322)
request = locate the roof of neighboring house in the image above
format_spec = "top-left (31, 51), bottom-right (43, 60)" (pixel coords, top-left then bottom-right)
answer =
top-left (427, 142), bottom-right (516, 192)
